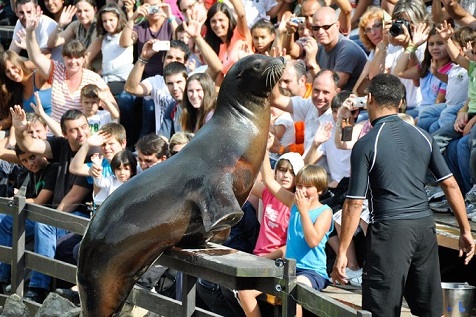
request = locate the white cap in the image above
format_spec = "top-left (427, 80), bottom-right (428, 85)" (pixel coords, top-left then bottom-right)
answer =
top-left (276, 152), bottom-right (304, 175)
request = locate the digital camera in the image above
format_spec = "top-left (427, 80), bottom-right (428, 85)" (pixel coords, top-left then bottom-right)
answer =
top-left (389, 19), bottom-right (411, 37)
top-left (290, 17), bottom-right (305, 24)
top-left (148, 6), bottom-right (159, 14)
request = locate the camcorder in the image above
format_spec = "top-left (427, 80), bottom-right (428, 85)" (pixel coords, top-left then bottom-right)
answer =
top-left (389, 19), bottom-right (411, 37)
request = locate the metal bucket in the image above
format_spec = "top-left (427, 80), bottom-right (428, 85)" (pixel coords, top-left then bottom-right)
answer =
top-left (442, 282), bottom-right (476, 317)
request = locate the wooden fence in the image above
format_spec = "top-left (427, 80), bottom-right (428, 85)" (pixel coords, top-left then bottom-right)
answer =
top-left (0, 195), bottom-right (371, 316)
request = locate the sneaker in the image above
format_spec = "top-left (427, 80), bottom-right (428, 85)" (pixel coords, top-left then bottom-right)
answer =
top-left (426, 185), bottom-right (445, 202)
top-left (466, 202), bottom-right (476, 218)
top-left (345, 268), bottom-right (362, 287)
top-left (465, 185), bottom-right (476, 204)
top-left (430, 199), bottom-right (451, 213)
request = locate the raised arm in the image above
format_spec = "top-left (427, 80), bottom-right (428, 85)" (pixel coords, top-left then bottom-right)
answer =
top-left (10, 105), bottom-right (52, 158)
top-left (69, 131), bottom-right (108, 176)
top-left (228, 0), bottom-right (249, 39)
top-left (261, 133), bottom-right (295, 207)
top-left (120, 0), bottom-right (145, 47)
top-left (124, 40), bottom-right (155, 97)
top-left (30, 92), bottom-right (62, 136)
top-left (25, 7), bottom-right (54, 78)
top-left (437, 20), bottom-right (470, 70)
top-left (441, 0), bottom-right (476, 29)
top-left (47, 5), bottom-right (77, 48)
top-left (334, 0), bottom-right (352, 35)
top-left (84, 37), bottom-right (102, 70)
top-left (183, 15), bottom-right (223, 81)
top-left (270, 84), bottom-right (294, 114)
top-left (304, 122), bottom-right (332, 164)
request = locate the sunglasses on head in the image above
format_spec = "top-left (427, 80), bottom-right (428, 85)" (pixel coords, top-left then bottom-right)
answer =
top-left (311, 22), bottom-right (336, 31)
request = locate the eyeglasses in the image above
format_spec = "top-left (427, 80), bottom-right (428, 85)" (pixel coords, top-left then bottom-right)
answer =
top-left (311, 22), bottom-right (336, 31)
top-left (180, 0), bottom-right (199, 13)
top-left (363, 22), bottom-right (383, 34)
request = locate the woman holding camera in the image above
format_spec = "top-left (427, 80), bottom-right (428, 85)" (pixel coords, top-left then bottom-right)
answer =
top-left (121, 0), bottom-right (178, 78)
top-left (367, 0), bottom-right (430, 117)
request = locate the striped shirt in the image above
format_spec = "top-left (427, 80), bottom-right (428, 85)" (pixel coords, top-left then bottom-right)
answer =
top-left (50, 61), bottom-right (108, 123)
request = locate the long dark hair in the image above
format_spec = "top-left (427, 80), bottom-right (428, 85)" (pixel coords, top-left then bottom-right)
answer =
top-left (204, 2), bottom-right (236, 54)
top-left (419, 27), bottom-right (448, 79)
top-left (181, 73), bottom-right (216, 132)
top-left (0, 51), bottom-right (33, 111)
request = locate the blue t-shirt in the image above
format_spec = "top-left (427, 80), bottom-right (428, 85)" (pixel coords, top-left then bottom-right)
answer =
top-left (86, 158), bottom-right (112, 184)
top-left (285, 204), bottom-right (333, 279)
top-left (22, 72), bottom-right (52, 115)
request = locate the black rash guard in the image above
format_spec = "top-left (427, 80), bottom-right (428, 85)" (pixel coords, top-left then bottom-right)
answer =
top-left (346, 114), bottom-right (452, 222)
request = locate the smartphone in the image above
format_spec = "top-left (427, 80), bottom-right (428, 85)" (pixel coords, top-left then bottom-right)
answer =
top-left (152, 41), bottom-right (171, 52)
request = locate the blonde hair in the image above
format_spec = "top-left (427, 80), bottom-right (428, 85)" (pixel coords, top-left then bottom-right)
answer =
top-left (358, 6), bottom-right (384, 51)
top-left (296, 165), bottom-right (328, 192)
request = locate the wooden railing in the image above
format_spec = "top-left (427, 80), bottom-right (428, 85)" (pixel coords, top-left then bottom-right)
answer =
top-left (0, 195), bottom-right (371, 316)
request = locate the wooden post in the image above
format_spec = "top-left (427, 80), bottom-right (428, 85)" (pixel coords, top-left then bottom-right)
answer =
top-left (11, 195), bottom-right (27, 297)
top-left (180, 273), bottom-right (197, 317)
top-left (279, 258), bottom-right (296, 317)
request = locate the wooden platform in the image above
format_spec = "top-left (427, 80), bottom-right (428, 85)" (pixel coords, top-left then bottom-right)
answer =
top-left (434, 213), bottom-right (476, 250)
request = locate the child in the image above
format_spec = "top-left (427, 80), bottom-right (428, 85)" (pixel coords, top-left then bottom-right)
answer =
top-left (69, 123), bottom-right (127, 198)
top-left (85, 2), bottom-right (133, 95)
top-left (238, 151), bottom-right (303, 316)
top-left (393, 25), bottom-right (453, 128)
top-left (240, 134), bottom-right (333, 317)
top-left (91, 150), bottom-right (137, 207)
top-left (30, 84), bottom-right (119, 136)
top-left (251, 18), bottom-right (276, 55)
top-left (0, 145), bottom-right (59, 292)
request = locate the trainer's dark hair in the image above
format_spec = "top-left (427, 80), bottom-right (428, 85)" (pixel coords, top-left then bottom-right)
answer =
top-left (60, 110), bottom-right (88, 134)
top-left (368, 74), bottom-right (403, 109)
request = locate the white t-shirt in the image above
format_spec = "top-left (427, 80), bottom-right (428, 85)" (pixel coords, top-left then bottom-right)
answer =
top-left (88, 110), bottom-right (113, 133)
top-left (320, 128), bottom-right (351, 183)
top-left (142, 74), bottom-right (172, 132)
top-left (93, 175), bottom-right (124, 206)
top-left (385, 43), bottom-right (426, 109)
top-left (12, 15), bottom-right (62, 61)
top-left (446, 65), bottom-right (469, 107)
top-left (101, 32), bottom-right (134, 83)
top-left (290, 97), bottom-right (334, 154)
top-left (242, 0), bottom-right (277, 28)
top-left (270, 112), bottom-right (295, 161)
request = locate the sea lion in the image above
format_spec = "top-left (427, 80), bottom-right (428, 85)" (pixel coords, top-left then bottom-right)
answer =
top-left (77, 55), bottom-right (285, 316)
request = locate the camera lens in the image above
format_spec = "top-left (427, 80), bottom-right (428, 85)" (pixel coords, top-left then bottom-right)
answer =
top-left (389, 22), bottom-right (403, 37)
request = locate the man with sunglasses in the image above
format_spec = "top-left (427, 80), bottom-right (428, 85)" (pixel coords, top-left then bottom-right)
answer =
top-left (303, 6), bottom-right (366, 91)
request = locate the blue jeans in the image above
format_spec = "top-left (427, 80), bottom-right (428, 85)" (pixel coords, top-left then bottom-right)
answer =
top-left (29, 211), bottom-right (88, 290)
top-left (418, 103), bottom-right (446, 132)
top-left (0, 214), bottom-right (36, 283)
top-left (141, 98), bottom-right (156, 136)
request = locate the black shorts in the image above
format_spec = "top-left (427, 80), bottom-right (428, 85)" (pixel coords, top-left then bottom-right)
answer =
top-left (296, 269), bottom-right (330, 291)
top-left (362, 216), bottom-right (442, 317)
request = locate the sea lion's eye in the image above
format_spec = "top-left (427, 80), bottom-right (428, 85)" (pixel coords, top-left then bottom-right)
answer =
top-left (254, 63), bottom-right (260, 70)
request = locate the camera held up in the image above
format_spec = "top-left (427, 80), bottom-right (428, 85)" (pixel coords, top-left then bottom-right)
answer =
top-left (389, 20), bottom-right (411, 37)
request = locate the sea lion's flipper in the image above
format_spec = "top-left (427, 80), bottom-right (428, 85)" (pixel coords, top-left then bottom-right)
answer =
top-left (197, 175), bottom-right (244, 232)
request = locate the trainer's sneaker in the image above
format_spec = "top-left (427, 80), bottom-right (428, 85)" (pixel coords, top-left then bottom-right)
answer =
top-left (465, 185), bottom-right (476, 204)
top-left (425, 185), bottom-right (445, 202)
top-left (345, 268), bottom-right (362, 287)
top-left (466, 202), bottom-right (476, 219)
top-left (430, 199), bottom-right (451, 213)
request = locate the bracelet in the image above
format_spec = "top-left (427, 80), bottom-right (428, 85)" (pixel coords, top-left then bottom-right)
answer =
top-left (167, 16), bottom-right (175, 23)
top-left (138, 56), bottom-right (149, 64)
top-left (377, 42), bottom-right (388, 51)
top-left (56, 25), bottom-right (63, 32)
top-left (405, 45), bottom-right (417, 54)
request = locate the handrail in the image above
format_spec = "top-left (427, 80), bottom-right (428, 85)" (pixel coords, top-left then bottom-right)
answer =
top-left (0, 196), bottom-right (371, 316)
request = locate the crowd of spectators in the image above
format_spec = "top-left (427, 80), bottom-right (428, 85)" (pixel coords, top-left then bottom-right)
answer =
top-left (0, 0), bottom-right (476, 314)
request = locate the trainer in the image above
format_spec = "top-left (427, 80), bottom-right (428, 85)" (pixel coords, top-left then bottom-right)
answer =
top-left (331, 73), bottom-right (475, 316)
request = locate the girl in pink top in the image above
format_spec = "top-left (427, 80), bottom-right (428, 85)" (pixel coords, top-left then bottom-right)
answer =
top-left (251, 152), bottom-right (304, 258)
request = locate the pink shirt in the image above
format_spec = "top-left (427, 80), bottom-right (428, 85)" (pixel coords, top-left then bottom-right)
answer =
top-left (218, 27), bottom-right (251, 75)
top-left (253, 187), bottom-right (290, 256)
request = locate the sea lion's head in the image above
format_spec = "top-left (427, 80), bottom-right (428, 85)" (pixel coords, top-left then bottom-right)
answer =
top-left (224, 55), bottom-right (285, 98)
